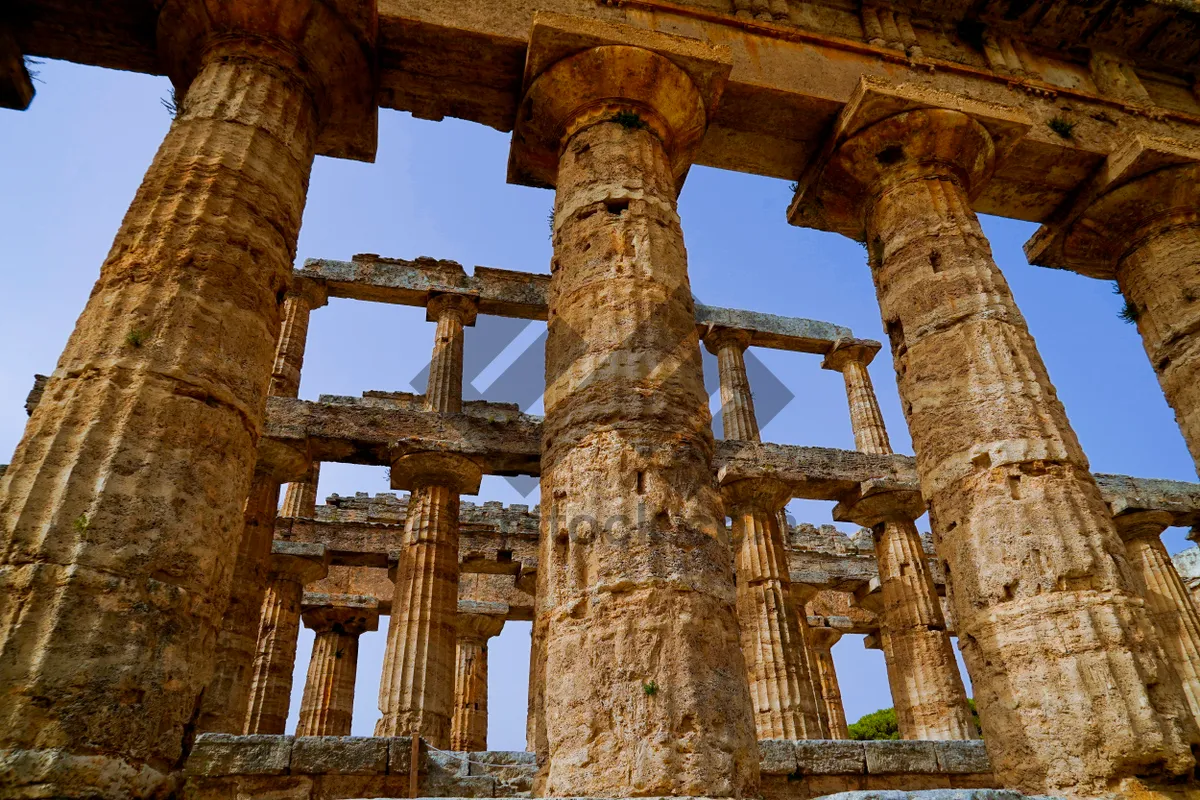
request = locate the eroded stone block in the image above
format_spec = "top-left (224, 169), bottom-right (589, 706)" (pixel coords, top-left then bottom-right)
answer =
top-left (864, 741), bottom-right (939, 774)
top-left (291, 737), bottom-right (388, 775)
top-left (760, 739), bottom-right (800, 775)
top-left (185, 734), bottom-right (292, 777)
top-left (934, 741), bottom-right (991, 775)
top-left (795, 740), bottom-right (868, 775)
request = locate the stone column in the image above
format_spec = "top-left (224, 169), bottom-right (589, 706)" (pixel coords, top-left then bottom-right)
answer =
top-left (1174, 546), bottom-right (1200, 610)
top-left (1026, 142), bottom-right (1200, 475)
top-left (0, 3), bottom-right (371, 794)
top-left (199, 279), bottom-right (327, 735)
top-left (376, 293), bottom-right (482, 747)
top-left (243, 543), bottom-right (329, 735)
top-left (296, 593), bottom-right (380, 737)
top-left (824, 339), bottom-right (974, 741)
top-left (512, 33), bottom-right (756, 796)
top-left (807, 622), bottom-right (849, 739)
top-left (822, 104), bottom-right (1196, 793)
top-left (705, 327), bottom-right (823, 739)
top-left (1115, 511), bottom-right (1200, 727)
top-left (281, 461), bottom-right (322, 519)
top-left (451, 601), bottom-right (507, 752)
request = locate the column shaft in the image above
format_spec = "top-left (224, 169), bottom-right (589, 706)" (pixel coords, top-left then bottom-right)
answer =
top-left (451, 637), bottom-right (489, 752)
top-left (297, 630), bottom-right (361, 736)
top-left (845, 108), bottom-right (1196, 793)
top-left (243, 576), bottom-right (305, 734)
top-left (0, 44), bottom-right (316, 793)
top-left (808, 628), bottom-right (849, 739)
top-left (281, 461), bottom-right (322, 519)
top-left (715, 337), bottom-right (758, 441)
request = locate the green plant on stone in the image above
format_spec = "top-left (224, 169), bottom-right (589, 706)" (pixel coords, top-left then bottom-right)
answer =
top-left (642, 680), bottom-right (659, 697)
top-left (73, 514), bottom-right (89, 532)
top-left (1118, 299), bottom-right (1141, 324)
top-left (547, 207), bottom-right (556, 240)
top-left (126, 328), bottom-right (148, 348)
top-left (1047, 117), bottom-right (1075, 139)
top-left (613, 110), bottom-right (648, 131)
top-left (161, 88), bottom-right (183, 119)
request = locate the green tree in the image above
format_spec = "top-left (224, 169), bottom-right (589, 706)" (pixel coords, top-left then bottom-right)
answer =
top-left (847, 707), bottom-right (901, 740)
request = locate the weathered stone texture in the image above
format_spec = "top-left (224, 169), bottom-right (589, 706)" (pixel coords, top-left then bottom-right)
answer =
top-left (296, 595), bottom-right (380, 737)
top-left (451, 604), bottom-right (506, 752)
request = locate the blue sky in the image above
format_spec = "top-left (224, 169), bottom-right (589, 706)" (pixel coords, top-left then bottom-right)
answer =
top-left (2, 59), bottom-right (1196, 748)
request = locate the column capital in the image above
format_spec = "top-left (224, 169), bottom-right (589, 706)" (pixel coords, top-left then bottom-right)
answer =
top-left (821, 338), bottom-right (882, 373)
top-left (833, 479), bottom-right (926, 527)
top-left (456, 600), bottom-right (508, 643)
top-left (155, 0), bottom-right (379, 162)
top-left (427, 292), bottom-right (480, 326)
top-left (788, 77), bottom-right (1030, 240)
top-left (389, 451), bottom-right (483, 494)
top-left (287, 276), bottom-right (330, 312)
top-left (806, 622), bottom-right (844, 651)
top-left (269, 540), bottom-right (330, 584)
top-left (507, 12), bottom-right (731, 190)
top-left (301, 592), bottom-right (380, 635)
top-left (1026, 136), bottom-right (1200, 279)
top-left (1113, 510), bottom-right (1174, 544)
top-left (720, 477), bottom-right (792, 515)
top-left (701, 326), bottom-right (752, 356)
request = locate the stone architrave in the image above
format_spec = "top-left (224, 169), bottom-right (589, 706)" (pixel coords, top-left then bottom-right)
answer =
top-left (451, 601), bottom-right (507, 752)
top-left (705, 327), bottom-right (824, 740)
top-left (806, 622), bottom-right (850, 739)
top-left (243, 542), bottom-right (329, 735)
top-left (789, 79), bottom-right (1198, 795)
top-left (1026, 139), bottom-right (1200, 476)
top-left (0, 3), bottom-right (373, 796)
top-left (1114, 511), bottom-right (1200, 727)
top-left (824, 339), bottom-right (975, 741)
top-left (296, 593), bottom-right (380, 737)
top-left (200, 278), bottom-right (328, 735)
top-left (508, 15), bottom-right (757, 797)
top-left (376, 292), bottom-right (483, 747)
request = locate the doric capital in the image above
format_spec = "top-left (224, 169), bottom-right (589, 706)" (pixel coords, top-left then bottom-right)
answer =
top-left (701, 326), bottom-right (752, 356)
top-left (426, 292), bottom-right (480, 327)
top-left (853, 576), bottom-right (884, 615)
top-left (719, 477), bottom-right (792, 515)
top-left (788, 77), bottom-right (1029, 239)
top-left (154, 0), bottom-right (379, 162)
top-left (833, 479), bottom-right (925, 527)
top-left (269, 540), bottom-right (330, 584)
top-left (507, 12), bottom-right (731, 189)
top-left (287, 276), bottom-right (330, 312)
top-left (1112, 510), bottom-right (1173, 544)
top-left (1026, 136), bottom-right (1200, 279)
top-left (389, 451), bottom-right (483, 495)
top-left (821, 338), bottom-right (882, 373)
top-left (806, 622), bottom-right (844, 651)
top-left (301, 592), bottom-right (380, 635)
top-left (456, 600), bottom-right (508, 643)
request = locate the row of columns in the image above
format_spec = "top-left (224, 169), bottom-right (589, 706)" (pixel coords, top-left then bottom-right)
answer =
top-left (6, 10), bottom-right (1200, 799)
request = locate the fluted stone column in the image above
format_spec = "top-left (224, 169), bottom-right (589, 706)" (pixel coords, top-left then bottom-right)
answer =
top-left (244, 543), bottom-right (329, 735)
top-left (200, 279), bottom-right (327, 734)
top-left (512, 32), bottom-right (756, 796)
top-left (1027, 142), bottom-right (1200, 475)
top-left (824, 339), bottom-right (974, 741)
top-left (296, 593), bottom-right (380, 737)
top-left (1174, 546), bottom-right (1200, 610)
top-left (1115, 511), bottom-right (1200, 727)
top-left (281, 461), bottom-right (322, 519)
top-left (451, 601), bottom-right (507, 752)
top-left (705, 327), bottom-right (823, 740)
top-left (0, 4), bottom-right (371, 794)
top-left (814, 102), bottom-right (1197, 794)
top-left (376, 293), bottom-right (482, 746)
top-left (807, 623), bottom-right (849, 739)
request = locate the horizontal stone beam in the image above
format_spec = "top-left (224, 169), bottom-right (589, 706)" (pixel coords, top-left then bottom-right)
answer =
top-left (300, 255), bottom-right (855, 353)
top-left (17, 2), bottom-right (1200, 221)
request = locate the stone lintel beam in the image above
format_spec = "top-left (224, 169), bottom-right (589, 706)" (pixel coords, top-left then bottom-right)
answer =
top-left (0, 26), bottom-right (34, 110)
top-left (788, 76), bottom-right (1031, 239)
top-left (715, 440), bottom-right (919, 502)
top-left (300, 256), bottom-right (858, 355)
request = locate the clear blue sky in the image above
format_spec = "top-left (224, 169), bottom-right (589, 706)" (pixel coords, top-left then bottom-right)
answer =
top-left (3, 59), bottom-right (1196, 748)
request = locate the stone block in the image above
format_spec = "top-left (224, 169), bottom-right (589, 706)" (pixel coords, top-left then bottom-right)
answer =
top-left (759, 739), bottom-right (799, 775)
top-left (934, 741), bottom-right (991, 775)
top-left (795, 740), bottom-right (867, 775)
top-left (863, 740), bottom-right (939, 774)
top-left (291, 737), bottom-right (388, 775)
top-left (186, 734), bottom-right (292, 776)
top-left (384, 737), bottom-right (414, 774)
top-left (466, 751), bottom-right (536, 792)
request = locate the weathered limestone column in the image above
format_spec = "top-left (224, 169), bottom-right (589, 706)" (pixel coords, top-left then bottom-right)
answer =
top-left (0, 3), bottom-right (372, 794)
top-left (704, 327), bottom-right (823, 739)
top-left (793, 91), bottom-right (1197, 794)
top-left (281, 462), bottom-right (322, 519)
top-left (806, 622), bottom-right (849, 739)
top-left (243, 542), bottom-right (329, 735)
top-left (451, 601), bottom-right (507, 752)
top-left (1114, 511), bottom-right (1200, 726)
top-left (510, 22), bottom-right (756, 795)
top-left (1026, 141), bottom-right (1200, 474)
top-left (200, 279), bottom-right (328, 735)
top-left (376, 292), bottom-right (483, 747)
top-left (824, 339), bottom-right (975, 741)
top-left (296, 593), bottom-right (380, 737)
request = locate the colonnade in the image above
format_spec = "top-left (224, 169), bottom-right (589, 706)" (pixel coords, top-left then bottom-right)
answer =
top-left (5, 7), bottom-right (1200, 800)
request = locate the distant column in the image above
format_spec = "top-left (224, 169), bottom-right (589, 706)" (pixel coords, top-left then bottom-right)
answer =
top-left (244, 543), bottom-right (329, 735)
top-left (451, 602), bottom-right (507, 752)
top-left (807, 623), bottom-right (849, 739)
top-left (296, 594), bottom-right (380, 737)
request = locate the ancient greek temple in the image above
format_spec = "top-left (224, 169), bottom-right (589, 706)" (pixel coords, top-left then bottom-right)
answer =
top-left (4, 2), bottom-right (1200, 800)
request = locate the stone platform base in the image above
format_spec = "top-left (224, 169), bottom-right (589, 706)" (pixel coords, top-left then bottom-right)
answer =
top-left (183, 736), bottom-right (996, 800)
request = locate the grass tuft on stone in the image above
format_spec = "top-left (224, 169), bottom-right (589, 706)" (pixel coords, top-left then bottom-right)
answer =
top-left (1048, 117), bottom-right (1075, 139)
top-left (613, 111), bottom-right (648, 131)
top-left (1118, 299), bottom-right (1141, 324)
top-left (126, 328), bottom-right (148, 348)
top-left (161, 88), bottom-right (184, 119)
top-left (642, 680), bottom-right (659, 697)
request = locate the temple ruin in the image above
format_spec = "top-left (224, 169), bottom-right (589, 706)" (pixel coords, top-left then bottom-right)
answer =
top-left (4, 1), bottom-right (1200, 799)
